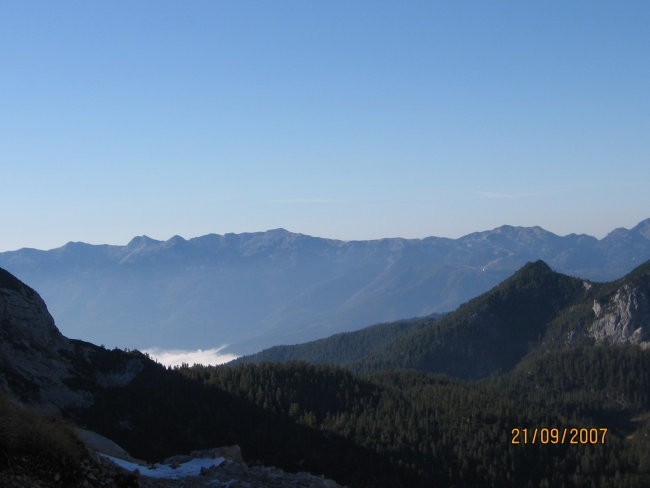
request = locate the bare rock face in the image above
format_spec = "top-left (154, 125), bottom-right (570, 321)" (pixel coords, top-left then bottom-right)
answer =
top-left (0, 267), bottom-right (146, 410)
top-left (589, 283), bottom-right (650, 348)
top-left (0, 268), bottom-right (126, 410)
top-left (0, 268), bottom-right (90, 408)
top-left (0, 268), bottom-right (68, 350)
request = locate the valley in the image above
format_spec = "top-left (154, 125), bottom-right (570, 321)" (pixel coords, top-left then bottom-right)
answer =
top-left (1, 256), bottom-right (649, 486)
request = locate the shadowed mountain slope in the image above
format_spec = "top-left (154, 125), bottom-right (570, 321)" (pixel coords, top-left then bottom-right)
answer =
top-left (232, 314), bottom-right (442, 367)
top-left (1, 266), bottom-right (650, 487)
top-left (238, 260), bottom-right (650, 379)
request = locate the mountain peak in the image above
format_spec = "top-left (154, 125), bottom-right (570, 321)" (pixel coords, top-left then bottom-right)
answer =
top-left (505, 260), bottom-right (558, 288)
top-left (603, 218), bottom-right (650, 242)
top-left (491, 224), bottom-right (556, 238)
top-left (520, 259), bottom-right (553, 273)
top-left (126, 235), bottom-right (159, 249)
top-left (166, 235), bottom-right (187, 245)
top-left (265, 228), bottom-right (293, 236)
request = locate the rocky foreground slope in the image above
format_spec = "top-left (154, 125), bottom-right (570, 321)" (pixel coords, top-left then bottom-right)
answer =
top-left (0, 267), bottom-right (344, 487)
top-left (3, 263), bottom-right (650, 487)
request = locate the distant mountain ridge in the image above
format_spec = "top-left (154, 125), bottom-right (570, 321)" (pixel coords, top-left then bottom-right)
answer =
top-left (1, 219), bottom-right (649, 354)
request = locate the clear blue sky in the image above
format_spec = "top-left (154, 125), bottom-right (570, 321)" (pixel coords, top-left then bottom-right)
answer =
top-left (1, 1), bottom-right (648, 251)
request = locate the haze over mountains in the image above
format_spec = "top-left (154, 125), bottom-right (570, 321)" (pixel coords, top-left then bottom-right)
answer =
top-left (1, 219), bottom-right (649, 355)
top-left (1, 261), bottom-right (649, 486)
top-left (237, 259), bottom-right (650, 376)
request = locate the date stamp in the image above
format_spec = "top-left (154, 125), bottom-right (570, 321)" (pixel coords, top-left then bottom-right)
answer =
top-left (511, 427), bottom-right (607, 445)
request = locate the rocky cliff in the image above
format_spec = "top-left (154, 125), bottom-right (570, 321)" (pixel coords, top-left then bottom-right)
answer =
top-left (0, 267), bottom-right (87, 408)
top-left (590, 277), bottom-right (650, 348)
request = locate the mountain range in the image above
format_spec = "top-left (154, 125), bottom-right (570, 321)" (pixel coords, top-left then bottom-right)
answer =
top-left (1, 219), bottom-right (648, 354)
top-left (1, 260), bottom-right (649, 486)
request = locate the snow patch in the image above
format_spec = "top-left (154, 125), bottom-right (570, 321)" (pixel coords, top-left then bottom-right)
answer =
top-left (100, 453), bottom-right (224, 479)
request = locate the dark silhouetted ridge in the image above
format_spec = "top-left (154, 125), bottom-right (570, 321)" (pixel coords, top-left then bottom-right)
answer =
top-left (0, 267), bottom-right (32, 294)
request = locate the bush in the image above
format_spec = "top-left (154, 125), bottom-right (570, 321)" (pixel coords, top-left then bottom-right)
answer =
top-left (0, 392), bottom-right (86, 467)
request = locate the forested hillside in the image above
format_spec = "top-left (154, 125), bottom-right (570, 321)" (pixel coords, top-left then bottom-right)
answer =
top-left (183, 348), bottom-right (650, 487)
top-left (53, 346), bottom-right (649, 488)
top-left (232, 315), bottom-right (441, 366)
top-left (2, 263), bottom-right (650, 487)
top-left (239, 260), bottom-right (650, 379)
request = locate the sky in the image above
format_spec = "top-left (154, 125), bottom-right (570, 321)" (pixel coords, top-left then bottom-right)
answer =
top-left (1, 1), bottom-right (649, 252)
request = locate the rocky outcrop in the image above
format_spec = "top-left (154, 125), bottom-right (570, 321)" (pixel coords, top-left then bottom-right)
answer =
top-left (0, 268), bottom-right (143, 409)
top-left (0, 268), bottom-right (89, 408)
top-left (78, 432), bottom-right (345, 488)
top-left (589, 283), bottom-right (650, 348)
top-left (129, 457), bottom-right (346, 488)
